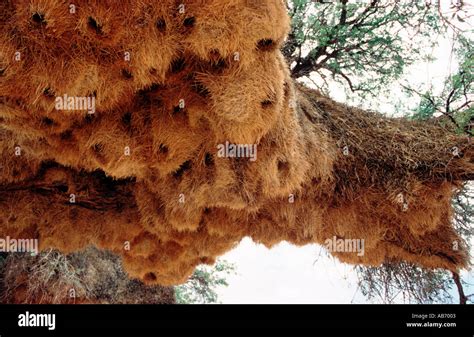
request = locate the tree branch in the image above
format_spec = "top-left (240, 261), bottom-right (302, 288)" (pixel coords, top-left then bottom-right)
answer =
top-left (452, 272), bottom-right (467, 304)
top-left (339, 0), bottom-right (348, 25)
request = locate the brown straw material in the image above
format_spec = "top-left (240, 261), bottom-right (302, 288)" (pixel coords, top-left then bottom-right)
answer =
top-left (0, 0), bottom-right (472, 285)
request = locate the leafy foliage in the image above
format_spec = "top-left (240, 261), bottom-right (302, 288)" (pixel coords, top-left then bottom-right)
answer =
top-left (175, 260), bottom-right (235, 304)
top-left (409, 34), bottom-right (473, 134)
top-left (284, 0), bottom-right (442, 98)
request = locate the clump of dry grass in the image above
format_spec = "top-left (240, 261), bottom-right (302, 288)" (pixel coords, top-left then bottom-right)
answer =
top-left (0, 247), bottom-right (175, 304)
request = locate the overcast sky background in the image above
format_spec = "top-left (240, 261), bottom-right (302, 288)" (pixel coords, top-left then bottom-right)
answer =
top-left (215, 4), bottom-right (474, 304)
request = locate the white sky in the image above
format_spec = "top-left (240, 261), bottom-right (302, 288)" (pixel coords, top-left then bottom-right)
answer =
top-left (217, 239), bottom-right (365, 304)
top-left (216, 3), bottom-right (474, 304)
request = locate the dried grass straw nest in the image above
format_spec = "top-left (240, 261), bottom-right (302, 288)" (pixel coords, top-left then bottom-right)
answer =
top-left (0, 0), bottom-right (472, 286)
